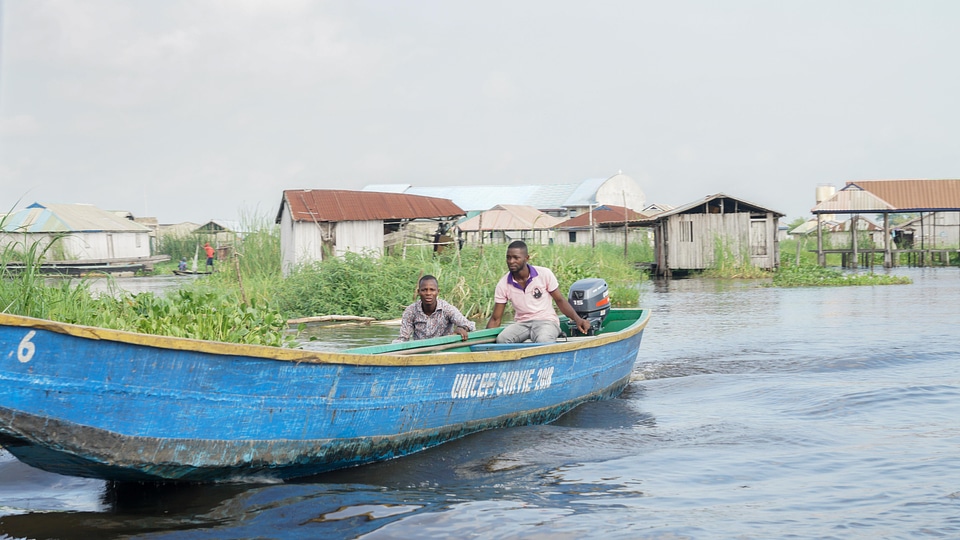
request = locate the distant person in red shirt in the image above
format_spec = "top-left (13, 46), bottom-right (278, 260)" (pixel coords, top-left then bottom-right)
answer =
top-left (204, 242), bottom-right (215, 271)
top-left (486, 240), bottom-right (591, 343)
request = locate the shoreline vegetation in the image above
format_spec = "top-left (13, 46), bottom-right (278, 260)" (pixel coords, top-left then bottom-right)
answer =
top-left (1, 216), bottom-right (920, 346)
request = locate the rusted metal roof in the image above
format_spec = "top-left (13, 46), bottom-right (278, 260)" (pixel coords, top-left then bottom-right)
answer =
top-left (555, 205), bottom-right (648, 229)
top-left (456, 205), bottom-right (563, 231)
top-left (844, 179), bottom-right (960, 211)
top-left (277, 190), bottom-right (464, 223)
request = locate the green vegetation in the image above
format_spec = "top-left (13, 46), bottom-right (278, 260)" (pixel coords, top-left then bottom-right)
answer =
top-left (2, 210), bottom-right (646, 345)
top-left (701, 234), bottom-right (770, 279)
top-left (4, 206), bottom-right (923, 346)
top-left (698, 236), bottom-right (912, 286)
top-left (272, 243), bottom-right (646, 320)
top-left (773, 260), bottom-right (912, 287)
top-left (1, 213), bottom-right (295, 347)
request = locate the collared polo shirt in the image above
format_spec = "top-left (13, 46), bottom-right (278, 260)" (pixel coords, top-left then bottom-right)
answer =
top-left (494, 264), bottom-right (560, 324)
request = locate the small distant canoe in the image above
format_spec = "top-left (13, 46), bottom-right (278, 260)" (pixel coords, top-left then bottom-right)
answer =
top-left (172, 269), bottom-right (212, 276)
top-left (4, 263), bottom-right (145, 276)
top-left (0, 308), bottom-right (650, 482)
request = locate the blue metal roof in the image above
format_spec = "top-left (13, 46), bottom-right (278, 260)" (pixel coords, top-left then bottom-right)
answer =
top-left (562, 177), bottom-right (606, 207)
top-left (364, 179), bottom-right (609, 213)
top-left (1, 203), bottom-right (151, 233)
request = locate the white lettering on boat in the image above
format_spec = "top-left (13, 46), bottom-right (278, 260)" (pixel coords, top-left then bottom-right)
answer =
top-left (450, 366), bottom-right (554, 399)
top-left (17, 331), bottom-right (36, 363)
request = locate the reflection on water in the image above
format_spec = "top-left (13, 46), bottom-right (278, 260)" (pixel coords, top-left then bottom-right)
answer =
top-left (49, 274), bottom-right (202, 298)
top-left (3, 267), bottom-right (960, 538)
top-left (295, 322), bottom-right (400, 352)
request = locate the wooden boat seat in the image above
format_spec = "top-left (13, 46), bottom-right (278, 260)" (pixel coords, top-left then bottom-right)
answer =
top-left (469, 342), bottom-right (549, 352)
top-left (469, 335), bottom-right (596, 352)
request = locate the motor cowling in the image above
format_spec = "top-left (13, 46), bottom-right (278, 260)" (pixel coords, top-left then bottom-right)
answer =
top-left (567, 278), bottom-right (610, 336)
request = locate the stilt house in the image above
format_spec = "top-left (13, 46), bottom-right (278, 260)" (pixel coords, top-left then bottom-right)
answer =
top-left (645, 194), bottom-right (783, 277)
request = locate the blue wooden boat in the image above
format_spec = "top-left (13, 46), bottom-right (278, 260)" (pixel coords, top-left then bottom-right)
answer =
top-left (0, 308), bottom-right (649, 482)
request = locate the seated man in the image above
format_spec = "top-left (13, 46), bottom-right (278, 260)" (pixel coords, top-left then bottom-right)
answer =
top-left (394, 275), bottom-right (476, 343)
top-left (486, 240), bottom-right (591, 343)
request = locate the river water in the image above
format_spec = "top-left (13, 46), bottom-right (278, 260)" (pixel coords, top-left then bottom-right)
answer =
top-left (2, 268), bottom-right (959, 539)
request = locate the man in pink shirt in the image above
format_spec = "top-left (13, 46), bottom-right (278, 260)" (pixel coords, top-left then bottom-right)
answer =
top-left (486, 241), bottom-right (591, 343)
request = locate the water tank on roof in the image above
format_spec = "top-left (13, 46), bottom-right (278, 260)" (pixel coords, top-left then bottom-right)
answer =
top-left (815, 184), bottom-right (836, 204)
top-left (815, 184), bottom-right (836, 222)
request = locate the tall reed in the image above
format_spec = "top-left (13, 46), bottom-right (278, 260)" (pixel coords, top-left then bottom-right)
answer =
top-left (272, 243), bottom-right (646, 320)
top-left (701, 234), bottom-right (769, 279)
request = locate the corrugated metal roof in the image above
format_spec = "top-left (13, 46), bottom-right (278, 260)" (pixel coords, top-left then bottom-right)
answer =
top-left (642, 203), bottom-right (675, 215)
top-left (456, 205), bottom-right (563, 231)
top-left (530, 183), bottom-right (581, 210)
top-left (404, 185), bottom-right (544, 213)
top-left (363, 175), bottom-right (633, 213)
top-left (811, 186), bottom-right (896, 214)
top-left (650, 193), bottom-right (784, 220)
top-left (362, 184), bottom-right (411, 194)
top-left (278, 190), bottom-right (464, 223)
top-left (555, 205), bottom-right (648, 228)
top-left (561, 177), bottom-right (606, 207)
top-left (789, 219), bottom-right (819, 235)
top-left (194, 219), bottom-right (242, 233)
top-left (1, 203), bottom-right (152, 233)
top-left (844, 179), bottom-right (960, 211)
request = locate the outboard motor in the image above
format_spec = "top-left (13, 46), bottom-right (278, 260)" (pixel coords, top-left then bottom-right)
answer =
top-left (567, 278), bottom-right (610, 336)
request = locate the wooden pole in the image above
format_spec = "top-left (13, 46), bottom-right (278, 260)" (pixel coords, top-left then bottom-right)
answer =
top-left (233, 252), bottom-right (247, 306)
top-left (817, 213), bottom-right (824, 267)
top-left (623, 192), bottom-right (629, 259)
top-left (883, 212), bottom-right (892, 268)
top-left (851, 214), bottom-right (859, 268)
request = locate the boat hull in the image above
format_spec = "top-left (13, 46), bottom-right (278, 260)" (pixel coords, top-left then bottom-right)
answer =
top-left (0, 309), bottom-right (648, 482)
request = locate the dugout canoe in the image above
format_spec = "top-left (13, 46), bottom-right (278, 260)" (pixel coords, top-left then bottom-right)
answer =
top-left (172, 269), bottom-right (212, 276)
top-left (0, 308), bottom-right (650, 482)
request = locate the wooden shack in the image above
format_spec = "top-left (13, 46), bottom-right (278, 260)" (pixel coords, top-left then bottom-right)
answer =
top-left (275, 189), bottom-right (464, 275)
top-left (646, 194), bottom-right (783, 277)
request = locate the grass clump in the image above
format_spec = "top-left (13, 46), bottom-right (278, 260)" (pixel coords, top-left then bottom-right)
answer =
top-left (1, 213), bottom-right (296, 347)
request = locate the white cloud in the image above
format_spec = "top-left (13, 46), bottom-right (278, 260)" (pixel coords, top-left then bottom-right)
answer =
top-left (482, 72), bottom-right (518, 101)
top-left (0, 115), bottom-right (41, 136)
top-left (6, 0), bottom-right (385, 109)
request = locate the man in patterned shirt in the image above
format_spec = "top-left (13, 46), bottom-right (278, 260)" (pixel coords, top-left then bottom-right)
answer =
top-left (393, 275), bottom-right (476, 343)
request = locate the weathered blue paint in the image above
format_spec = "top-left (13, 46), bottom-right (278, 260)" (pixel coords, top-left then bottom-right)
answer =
top-left (0, 309), bottom-right (649, 482)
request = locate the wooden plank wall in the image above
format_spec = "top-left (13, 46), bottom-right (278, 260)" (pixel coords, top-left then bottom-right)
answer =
top-left (664, 212), bottom-right (779, 271)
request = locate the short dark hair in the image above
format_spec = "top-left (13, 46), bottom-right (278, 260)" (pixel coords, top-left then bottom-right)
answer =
top-left (419, 274), bottom-right (438, 288)
top-left (507, 240), bottom-right (528, 253)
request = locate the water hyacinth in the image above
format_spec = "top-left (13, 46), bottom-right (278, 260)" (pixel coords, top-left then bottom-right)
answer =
top-left (772, 260), bottom-right (912, 287)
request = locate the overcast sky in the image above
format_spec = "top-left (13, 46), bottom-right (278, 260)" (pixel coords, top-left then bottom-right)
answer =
top-left (2, 0), bottom-right (958, 225)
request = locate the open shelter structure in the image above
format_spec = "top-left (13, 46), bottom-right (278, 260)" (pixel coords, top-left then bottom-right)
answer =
top-left (455, 204), bottom-right (562, 246)
top-left (811, 179), bottom-right (960, 268)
